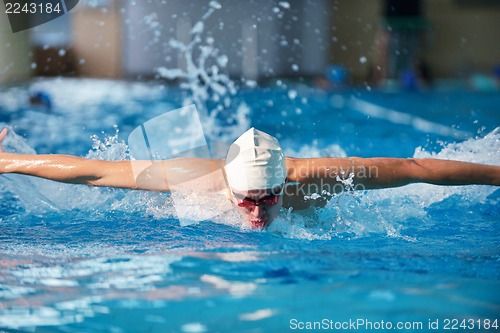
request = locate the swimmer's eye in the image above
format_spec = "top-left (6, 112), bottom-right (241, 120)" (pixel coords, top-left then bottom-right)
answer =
top-left (237, 194), bottom-right (280, 208)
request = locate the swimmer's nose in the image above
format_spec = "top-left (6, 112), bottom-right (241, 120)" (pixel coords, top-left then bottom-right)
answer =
top-left (250, 205), bottom-right (266, 218)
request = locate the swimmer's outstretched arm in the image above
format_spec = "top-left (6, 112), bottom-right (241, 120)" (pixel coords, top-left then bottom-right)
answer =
top-left (0, 129), bottom-right (225, 192)
top-left (287, 157), bottom-right (500, 191)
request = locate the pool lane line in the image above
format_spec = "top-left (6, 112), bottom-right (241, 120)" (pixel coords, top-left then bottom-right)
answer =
top-left (350, 98), bottom-right (472, 139)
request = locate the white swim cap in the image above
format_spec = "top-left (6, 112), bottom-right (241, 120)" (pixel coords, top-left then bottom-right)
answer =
top-left (225, 128), bottom-right (286, 191)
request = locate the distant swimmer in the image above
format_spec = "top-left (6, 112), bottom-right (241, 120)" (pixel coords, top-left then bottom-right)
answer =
top-left (1, 127), bottom-right (499, 229)
top-left (29, 91), bottom-right (53, 110)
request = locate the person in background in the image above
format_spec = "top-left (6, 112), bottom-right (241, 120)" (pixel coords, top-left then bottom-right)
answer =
top-left (372, 0), bottom-right (430, 88)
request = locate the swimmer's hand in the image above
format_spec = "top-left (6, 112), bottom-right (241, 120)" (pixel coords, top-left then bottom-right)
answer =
top-left (0, 128), bottom-right (7, 153)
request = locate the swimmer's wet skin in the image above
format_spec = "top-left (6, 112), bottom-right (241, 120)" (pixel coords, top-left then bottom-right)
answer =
top-left (0, 127), bottom-right (499, 229)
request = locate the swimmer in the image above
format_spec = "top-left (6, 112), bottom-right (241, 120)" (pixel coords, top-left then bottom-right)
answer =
top-left (1, 127), bottom-right (499, 229)
top-left (29, 91), bottom-right (53, 110)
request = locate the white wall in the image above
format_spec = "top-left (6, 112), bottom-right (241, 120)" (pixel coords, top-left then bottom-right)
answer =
top-left (0, 3), bottom-right (32, 83)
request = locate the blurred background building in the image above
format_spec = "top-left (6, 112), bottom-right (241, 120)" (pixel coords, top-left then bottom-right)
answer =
top-left (1, 0), bottom-right (499, 87)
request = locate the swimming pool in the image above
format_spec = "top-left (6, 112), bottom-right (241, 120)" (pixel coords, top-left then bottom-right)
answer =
top-left (0, 79), bottom-right (499, 332)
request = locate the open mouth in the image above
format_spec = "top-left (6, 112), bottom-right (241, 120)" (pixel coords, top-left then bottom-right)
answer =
top-left (250, 220), bottom-right (266, 229)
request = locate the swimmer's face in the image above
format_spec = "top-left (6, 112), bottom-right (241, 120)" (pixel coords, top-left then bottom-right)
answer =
top-left (231, 187), bottom-right (283, 229)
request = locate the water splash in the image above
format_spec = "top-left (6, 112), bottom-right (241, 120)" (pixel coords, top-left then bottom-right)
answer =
top-left (268, 128), bottom-right (499, 241)
top-left (0, 124), bottom-right (36, 154)
top-left (414, 126), bottom-right (500, 164)
top-left (354, 128), bottom-right (499, 236)
top-left (0, 124), bottom-right (59, 212)
top-left (155, 1), bottom-right (248, 140)
top-left (365, 127), bottom-right (500, 211)
top-left (87, 125), bottom-right (129, 161)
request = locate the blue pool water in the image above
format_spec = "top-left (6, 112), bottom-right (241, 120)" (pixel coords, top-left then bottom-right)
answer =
top-left (0, 79), bottom-right (499, 332)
